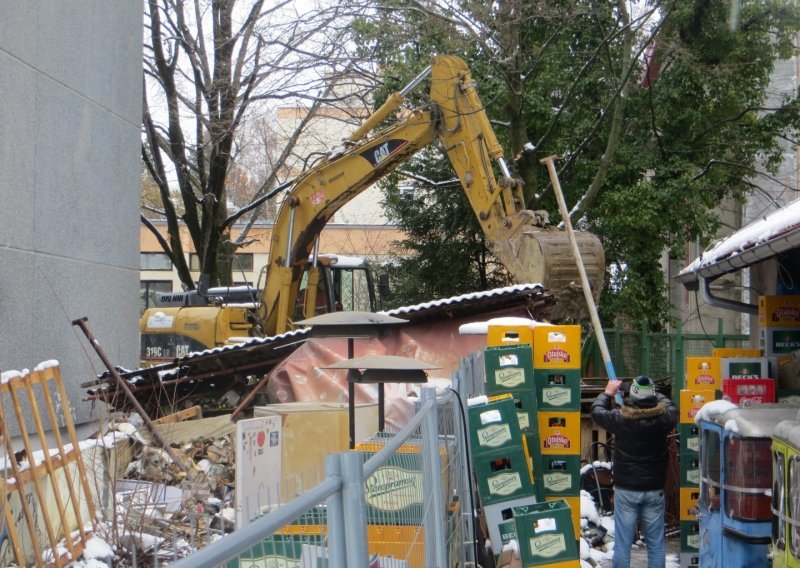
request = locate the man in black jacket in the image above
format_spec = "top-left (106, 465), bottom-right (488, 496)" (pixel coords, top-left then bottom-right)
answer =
top-left (590, 376), bottom-right (678, 568)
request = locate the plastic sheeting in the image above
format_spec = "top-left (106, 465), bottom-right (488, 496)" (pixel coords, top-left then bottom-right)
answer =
top-left (265, 317), bottom-right (489, 429)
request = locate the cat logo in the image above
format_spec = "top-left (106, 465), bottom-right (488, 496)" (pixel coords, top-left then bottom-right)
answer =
top-left (359, 139), bottom-right (409, 167)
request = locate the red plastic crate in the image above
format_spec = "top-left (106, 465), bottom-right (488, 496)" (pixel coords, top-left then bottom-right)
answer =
top-left (721, 378), bottom-right (776, 406)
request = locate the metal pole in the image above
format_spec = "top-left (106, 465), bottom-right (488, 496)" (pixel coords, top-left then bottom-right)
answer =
top-left (72, 317), bottom-right (187, 471)
top-left (641, 318), bottom-right (650, 377)
top-left (285, 206), bottom-right (296, 268)
top-left (341, 452), bottom-right (369, 566)
top-left (348, 338), bottom-right (356, 449)
top-left (674, 319), bottom-right (684, 403)
top-left (497, 157), bottom-right (513, 179)
top-left (453, 371), bottom-right (476, 567)
top-left (325, 454), bottom-right (347, 567)
top-left (540, 156), bottom-right (622, 404)
top-left (400, 65), bottom-right (433, 97)
top-left (421, 388), bottom-right (447, 568)
top-left (378, 383), bottom-right (385, 432)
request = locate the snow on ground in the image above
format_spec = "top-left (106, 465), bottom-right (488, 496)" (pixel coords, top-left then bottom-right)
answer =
top-left (64, 532), bottom-right (114, 567)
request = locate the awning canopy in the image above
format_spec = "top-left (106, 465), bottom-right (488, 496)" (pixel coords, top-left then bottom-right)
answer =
top-left (676, 199), bottom-right (800, 289)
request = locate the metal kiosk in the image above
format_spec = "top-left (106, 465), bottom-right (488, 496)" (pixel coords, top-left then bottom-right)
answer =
top-left (698, 404), bottom-right (800, 567)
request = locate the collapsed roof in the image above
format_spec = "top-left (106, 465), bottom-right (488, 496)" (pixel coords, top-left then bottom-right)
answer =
top-left (86, 283), bottom-right (555, 416)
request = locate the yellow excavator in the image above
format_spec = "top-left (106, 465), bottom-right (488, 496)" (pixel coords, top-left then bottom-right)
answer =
top-left (139, 55), bottom-right (605, 366)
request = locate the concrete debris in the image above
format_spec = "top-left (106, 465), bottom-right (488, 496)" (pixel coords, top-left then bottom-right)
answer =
top-left (106, 409), bottom-right (242, 563)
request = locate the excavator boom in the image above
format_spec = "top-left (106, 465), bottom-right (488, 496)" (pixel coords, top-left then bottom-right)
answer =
top-left (262, 55), bottom-right (604, 334)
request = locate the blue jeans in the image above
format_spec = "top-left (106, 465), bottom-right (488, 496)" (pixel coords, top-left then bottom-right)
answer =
top-left (612, 487), bottom-right (665, 568)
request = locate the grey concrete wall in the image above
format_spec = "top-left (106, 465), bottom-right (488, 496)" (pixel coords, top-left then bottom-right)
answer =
top-left (0, 3), bottom-right (142, 433)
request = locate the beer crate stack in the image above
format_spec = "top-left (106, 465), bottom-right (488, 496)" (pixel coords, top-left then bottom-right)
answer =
top-left (759, 295), bottom-right (800, 402)
top-left (678, 346), bottom-right (769, 567)
top-left (469, 320), bottom-right (582, 564)
top-left (679, 356), bottom-right (720, 568)
top-left (468, 394), bottom-right (538, 553)
top-left (472, 321), bottom-right (541, 554)
top-left (530, 324), bottom-right (583, 542)
top-left (254, 433), bottom-right (456, 568)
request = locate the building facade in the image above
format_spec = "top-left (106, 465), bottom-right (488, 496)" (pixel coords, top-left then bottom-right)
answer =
top-left (140, 222), bottom-right (405, 312)
top-left (0, 5), bottom-right (143, 429)
top-left (670, 54), bottom-right (800, 337)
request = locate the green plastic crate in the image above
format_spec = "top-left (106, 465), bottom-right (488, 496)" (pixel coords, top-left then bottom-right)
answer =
top-left (534, 369), bottom-right (581, 410)
top-left (512, 389), bottom-right (539, 434)
top-left (680, 520), bottom-right (700, 552)
top-left (777, 389), bottom-right (800, 403)
top-left (498, 517), bottom-right (518, 548)
top-left (358, 438), bottom-right (451, 525)
top-left (679, 423), bottom-right (700, 455)
top-left (485, 345), bottom-right (535, 394)
top-left (472, 446), bottom-right (535, 506)
top-left (226, 534), bottom-right (322, 568)
top-left (761, 328), bottom-right (800, 354)
top-left (468, 396), bottom-right (523, 456)
top-left (541, 455), bottom-right (581, 497)
top-left (524, 431), bottom-right (544, 502)
top-left (680, 453), bottom-right (701, 487)
top-left (512, 500), bottom-right (579, 566)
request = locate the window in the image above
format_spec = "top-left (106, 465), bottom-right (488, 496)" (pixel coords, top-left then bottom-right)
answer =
top-left (141, 281), bottom-right (172, 313)
top-left (189, 253), bottom-right (201, 271)
top-left (293, 268), bottom-right (331, 321)
top-left (140, 253), bottom-right (172, 271)
top-left (232, 253), bottom-right (254, 272)
top-left (333, 266), bottom-right (374, 312)
top-left (774, 450), bottom-right (787, 552)
top-left (789, 456), bottom-right (800, 558)
top-left (700, 428), bottom-right (721, 511)
top-left (724, 437), bottom-right (772, 521)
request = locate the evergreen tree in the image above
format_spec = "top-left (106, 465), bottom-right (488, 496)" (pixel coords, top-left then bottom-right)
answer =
top-left (349, 0), bottom-right (800, 326)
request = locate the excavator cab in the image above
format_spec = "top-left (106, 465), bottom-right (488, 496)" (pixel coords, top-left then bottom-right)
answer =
top-left (292, 254), bottom-right (378, 321)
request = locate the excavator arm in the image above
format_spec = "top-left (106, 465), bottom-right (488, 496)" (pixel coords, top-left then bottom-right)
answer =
top-left (262, 55), bottom-right (604, 334)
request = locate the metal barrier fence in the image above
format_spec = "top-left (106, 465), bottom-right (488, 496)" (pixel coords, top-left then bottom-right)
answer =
top-left (171, 386), bottom-right (477, 568)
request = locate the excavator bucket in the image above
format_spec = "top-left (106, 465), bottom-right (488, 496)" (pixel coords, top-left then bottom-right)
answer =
top-left (491, 215), bottom-right (605, 321)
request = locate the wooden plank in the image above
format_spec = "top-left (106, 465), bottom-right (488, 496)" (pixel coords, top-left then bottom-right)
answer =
top-left (4, 448), bottom-right (81, 489)
top-left (153, 414), bottom-right (236, 446)
top-left (32, 368), bottom-right (89, 542)
top-left (7, 379), bottom-right (61, 566)
top-left (49, 367), bottom-right (97, 526)
top-left (0, 400), bottom-right (43, 568)
top-left (152, 405), bottom-right (203, 425)
top-left (22, 375), bottom-right (75, 559)
top-left (0, 479), bottom-right (25, 568)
